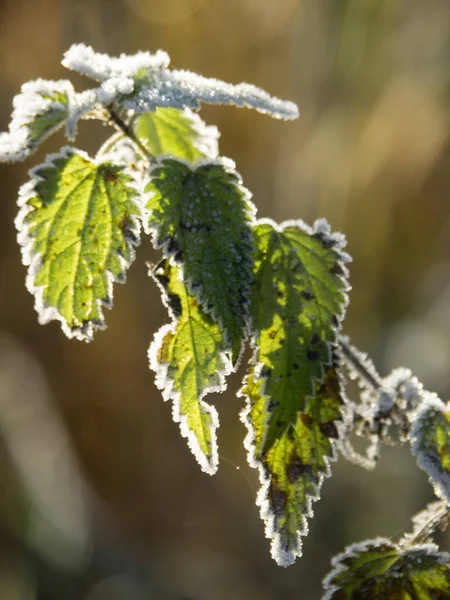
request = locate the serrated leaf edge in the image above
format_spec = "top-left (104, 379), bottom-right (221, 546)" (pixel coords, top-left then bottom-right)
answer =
top-left (148, 265), bottom-right (233, 475)
top-left (144, 156), bottom-right (256, 365)
top-left (410, 394), bottom-right (450, 504)
top-left (238, 217), bottom-right (351, 566)
top-left (322, 537), bottom-right (450, 600)
top-left (15, 146), bottom-right (143, 341)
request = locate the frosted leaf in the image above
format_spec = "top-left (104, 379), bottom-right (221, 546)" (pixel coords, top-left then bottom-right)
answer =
top-left (323, 538), bottom-right (450, 599)
top-left (148, 260), bottom-right (232, 474)
top-left (123, 67), bottom-right (299, 120)
top-left (16, 147), bottom-right (142, 341)
top-left (145, 157), bottom-right (255, 363)
top-left (135, 107), bottom-right (219, 162)
top-left (239, 218), bottom-right (350, 566)
top-left (62, 43), bottom-right (170, 82)
top-left (0, 79), bottom-right (73, 163)
top-left (410, 395), bottom-right (450, 504)
top-left (62, 44), bottom-right (298, 121)
top-left (65, 89), bottom-right (99, 141)
top-left (401, 501), bottom-right (449, 547)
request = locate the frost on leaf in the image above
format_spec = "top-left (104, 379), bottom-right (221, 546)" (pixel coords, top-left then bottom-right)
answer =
top-left (239, 219), bottom-right (350, 566)
top-left (145, 157), bottom-right (255, 363)
top-left (16, 148), bottom-right (141, 341)
top-left (135, 108), bottom-right (219, 162)
top-left (323, 538), bottom-right (450, 599)
top-left (0, 79), bottom-right (73, 163)
top-left (62, 43), bottom-right (170, 82)
top-left (148, 260), bottom-right (231, 474)
top-left (62, 44), bottom-right (299, 121)
top-left (410, 396), bottom-right (450, 504)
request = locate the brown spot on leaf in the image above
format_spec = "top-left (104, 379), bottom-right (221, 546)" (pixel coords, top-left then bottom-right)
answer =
top-left (269, 484), bottom-right (287, 516)
top-left (319, 421), bottom-right (339, 439)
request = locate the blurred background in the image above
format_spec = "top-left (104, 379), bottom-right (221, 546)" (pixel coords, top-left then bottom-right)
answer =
top-left (0, 0), bottom-right (449, 598)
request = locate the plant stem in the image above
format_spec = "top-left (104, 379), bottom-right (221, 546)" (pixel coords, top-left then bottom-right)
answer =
top-left (338, 335), bottom-right (383, 391)
top-left (107, 106), bottom-right (155, 163)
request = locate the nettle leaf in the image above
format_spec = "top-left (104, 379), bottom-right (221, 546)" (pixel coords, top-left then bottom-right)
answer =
top-left (149, 260), bottom-right (232, 474)
top-left (145, 157), bottom-right (255, 363)
top-left (323, 538), bottom-right (450, 599)
top-left (240, 218), bottom-right (350, 566)
top-left (410, 396), bottom-right (450, 503)
top-left (135, 107), bottom-right (219, 162)
top-left (0, 79), bottom-right (73, 163)
top-left (62, 44), bottom-right (299, 120)
top-left (16, 147), bottom-right (141, 341)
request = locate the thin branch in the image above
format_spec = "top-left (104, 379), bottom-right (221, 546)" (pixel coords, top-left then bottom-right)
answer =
top-left (338, 335), bottom-right (383, 391)
top-left (107, 106), bottom-right (155, 163)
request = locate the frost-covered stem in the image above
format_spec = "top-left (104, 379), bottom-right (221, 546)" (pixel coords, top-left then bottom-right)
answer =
top-left (338, 336), bottom-right (383, 391)
top-left (402, 503), bottom-right (449, 547)
top-left (107, 106), bottom-right (155, 163)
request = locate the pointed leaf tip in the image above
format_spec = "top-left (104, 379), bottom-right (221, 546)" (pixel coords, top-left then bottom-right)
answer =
top-left (240, 218), bottom-right (350, 566)
top-left (148, 260), bottom-right (232, 474)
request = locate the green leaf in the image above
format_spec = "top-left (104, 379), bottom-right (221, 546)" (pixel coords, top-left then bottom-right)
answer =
top-left (0, 80), bottom-right (73, 163)
top-left (239, 218), bottom-right (350, 566)
top-left (135, 107), bottom-right (219, 162)
top-left (323, 538), bottom-right (450, 599)
top-left (145, 157), bottom-right (255, 363)
top-left (410, 396), bottom-right (450, 503)
top-left (149, 259), bottom-right (231, 474)
top-left (16, 147), bottom-right (141, 340)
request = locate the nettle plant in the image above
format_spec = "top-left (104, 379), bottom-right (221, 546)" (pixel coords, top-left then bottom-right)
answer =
top-left (2, 44), bottom-right (450, 597)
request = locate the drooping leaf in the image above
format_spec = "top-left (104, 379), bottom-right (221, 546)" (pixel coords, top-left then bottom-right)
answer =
top-left (145, 157), bottom-right (255, 363)
top-left (410, 396), bottom-right (450, 503)
top-left (16, 147), bottom-right (141, 340)
top-left (135, 107), bottom-right (219, 162)
top-left (239, 218), bottom-right (350, 566)
top-left (149, 259), bottom-right (231, 474)
top-left (0, 79), bottom-right (73, 163)
top-left (62, 44), bottom-right (299, 120)
top-left (323, 538), bottom-right (450, 599)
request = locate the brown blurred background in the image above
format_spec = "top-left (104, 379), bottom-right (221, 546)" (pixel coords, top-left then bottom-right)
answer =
top-left (0, 0), bottom-right (449, 598)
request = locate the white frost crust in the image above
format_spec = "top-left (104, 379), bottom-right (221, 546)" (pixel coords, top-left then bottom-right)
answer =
top-left (65, 89), bottom-right (99, 141)
top-left (0, 79), bottom-right (74, 163)
top-left (144, 155), bottom-right (256, 362)
top-left (400, 500), bottom-right (448, 548)
top-left (148, 264), bottom-right (234, 475)
top-left (322, 537), bottom-right (450, 599)
top-left (62, 43), bottom-right (170, 82)
top-left (15, 146), bottom-right (142, 342)
top-left (124, 67), bottom-right (299, 120)
top-left (238, 217), bottom-right (351, 566)
top-left (410, 394), bottom-right (450, 504)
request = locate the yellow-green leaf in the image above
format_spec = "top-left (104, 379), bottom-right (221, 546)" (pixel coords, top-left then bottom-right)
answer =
top-left (149, 260), bottom-right (232, 474)
top-left (135, 107), bottom-right (219, 162)
top-left (16, 148), bottom-right (141, 340)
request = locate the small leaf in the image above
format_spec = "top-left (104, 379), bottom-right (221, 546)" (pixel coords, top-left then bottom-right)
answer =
top-left (135, 107), bottom-right (219, 162)
top-left (62, 43), bottom-right (170, 82)
top-left (0, 79), bottom-right (73, 163)
top-left (149, 259), bottom-right (231, 474)
top-left (240, 218), bottom-right (350, 566)
top-left (323, 538), bottom-right (450, 599)
top-left (145, 157), bottom-right (255, 363)
top-left (16, 147), bottom-right (141, 341)
top-left (62, 44), bottom-right (299, 121)
top-left (410, 396), bottom-right (450, 503)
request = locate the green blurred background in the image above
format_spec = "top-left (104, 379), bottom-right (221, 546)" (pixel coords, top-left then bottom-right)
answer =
top-left (0, 0), bottom-right (449, 598)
